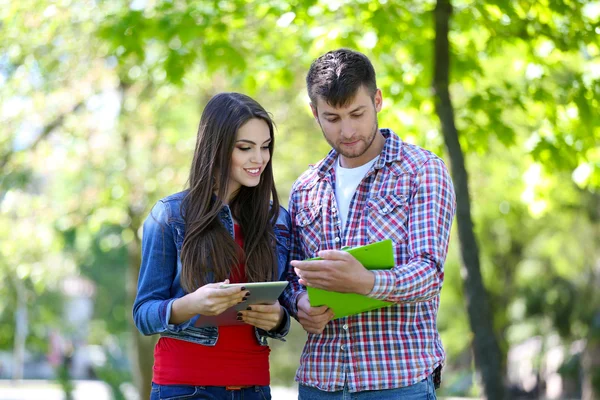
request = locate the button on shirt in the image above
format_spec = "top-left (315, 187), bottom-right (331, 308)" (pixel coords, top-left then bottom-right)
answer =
top-left (281, 129), bottom-right (456, 392)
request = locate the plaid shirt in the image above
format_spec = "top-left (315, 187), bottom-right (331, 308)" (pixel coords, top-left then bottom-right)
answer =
top-left (281, 129), bottom-right (456, 392)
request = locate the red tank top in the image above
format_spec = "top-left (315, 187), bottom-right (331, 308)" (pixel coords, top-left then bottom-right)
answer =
top-left (152, 224), bottom-right (270, 385)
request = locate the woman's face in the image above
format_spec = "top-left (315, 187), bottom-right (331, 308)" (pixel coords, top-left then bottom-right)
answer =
top-left (224, 118), bottom-right (272, 203)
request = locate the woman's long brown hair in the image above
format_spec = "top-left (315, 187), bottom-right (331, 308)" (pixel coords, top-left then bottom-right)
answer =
top-left (179, 93), bottom-right (280, 293)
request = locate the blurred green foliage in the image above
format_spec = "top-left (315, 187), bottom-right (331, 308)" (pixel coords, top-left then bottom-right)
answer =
top-left (1, 0), bottom-right (599, 397)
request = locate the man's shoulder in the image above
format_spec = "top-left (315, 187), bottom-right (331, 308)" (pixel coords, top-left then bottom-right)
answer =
top-left (290, 162), bottom-right (324, 193)
top-left (397, 142), bottom-right (444, 175)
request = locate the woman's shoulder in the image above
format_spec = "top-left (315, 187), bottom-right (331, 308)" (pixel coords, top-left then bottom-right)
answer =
top-left (159, 190), bottom-right (188, 204)
top-left (152, 190), bottom-right (189, 223)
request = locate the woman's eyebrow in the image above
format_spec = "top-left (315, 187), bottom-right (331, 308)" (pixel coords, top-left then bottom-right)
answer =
top-left (236, 138), bottom-right (272, 145)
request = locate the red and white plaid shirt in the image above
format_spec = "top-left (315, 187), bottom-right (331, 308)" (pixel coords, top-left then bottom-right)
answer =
top-left (281, 129), bottom-right (456, 392)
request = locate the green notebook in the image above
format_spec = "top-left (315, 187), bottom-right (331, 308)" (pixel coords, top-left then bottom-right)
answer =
top-left (306, 239), bottom-right (395, 319)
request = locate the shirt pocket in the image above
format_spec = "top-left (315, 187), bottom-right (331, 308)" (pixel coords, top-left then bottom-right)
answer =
top-left (367, 194), bottom-right (409, 244)
top-left (294, 205), bottom-right (322, 257)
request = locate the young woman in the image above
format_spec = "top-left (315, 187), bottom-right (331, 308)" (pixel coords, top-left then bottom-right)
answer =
top-left (133, 92), bottom-right (291, 400)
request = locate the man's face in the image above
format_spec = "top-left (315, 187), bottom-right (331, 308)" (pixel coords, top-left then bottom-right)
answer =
top-left (311, 86), bottom-right (383, 168)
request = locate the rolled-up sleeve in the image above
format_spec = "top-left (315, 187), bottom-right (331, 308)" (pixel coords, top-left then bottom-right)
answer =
top-left (368, 157), bottom-right (456, 303)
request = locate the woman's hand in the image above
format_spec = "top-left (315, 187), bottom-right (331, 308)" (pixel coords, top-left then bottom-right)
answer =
top-left (238, 300), bottom-right (285, 331)
top-left (190, 280), bottom-right (249, 316)
top-left (170, 280), bottom-right (248, 324)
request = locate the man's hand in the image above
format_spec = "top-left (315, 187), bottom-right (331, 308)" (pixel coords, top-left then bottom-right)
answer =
top-left (238, 300), bottom-right (285, 331)
top-left (296, 293), bottom-right (334, 334)
top-left (291, 250), bottom-right (375, 295)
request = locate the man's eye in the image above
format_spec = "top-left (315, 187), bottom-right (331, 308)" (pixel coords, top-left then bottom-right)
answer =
top-left (351, 113), bottom-right (364, 118)
top-left (326, 118), bottom-right (339, 123)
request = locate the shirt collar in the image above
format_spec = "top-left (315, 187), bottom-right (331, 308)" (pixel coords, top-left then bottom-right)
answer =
top-left (312, 128), bottom-right (403, 178)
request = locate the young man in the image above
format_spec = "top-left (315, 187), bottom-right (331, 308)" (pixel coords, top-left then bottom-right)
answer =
top-left (281, 49), bottom-right (456, 399)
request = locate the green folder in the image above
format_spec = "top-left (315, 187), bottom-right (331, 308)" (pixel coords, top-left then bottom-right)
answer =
top-left (306, 239), bottom-right (395, 319)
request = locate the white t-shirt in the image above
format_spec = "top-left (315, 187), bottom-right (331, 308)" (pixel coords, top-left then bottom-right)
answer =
top-left (334, 156), bottom-right (379, 231)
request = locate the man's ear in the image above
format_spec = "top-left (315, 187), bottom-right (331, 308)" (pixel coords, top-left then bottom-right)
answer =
top-left (374, 89), bottom-right (383, 113)
top-left (310, 103), bottom-right (319, 120)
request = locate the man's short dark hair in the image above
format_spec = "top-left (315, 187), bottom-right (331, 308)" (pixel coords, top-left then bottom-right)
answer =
top-left (306, 48), bottom-right (377, 108)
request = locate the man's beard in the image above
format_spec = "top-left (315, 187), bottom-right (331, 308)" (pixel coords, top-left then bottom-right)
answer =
top-left (325, 119), bottom-right (379, 159)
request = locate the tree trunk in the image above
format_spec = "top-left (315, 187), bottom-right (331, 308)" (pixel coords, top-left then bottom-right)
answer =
top-left (119, 81), bottom-right (156, 400)
top-left (582, 331), bottom-right (600, 400)
top-left (582, 246), bottom-right (600, 400)
top-left (12, 278), bottom-right (27, 381)
top-left (581, 195), bottom-right (600, 400)
top-left (433, 1), bottom-right (506, 399)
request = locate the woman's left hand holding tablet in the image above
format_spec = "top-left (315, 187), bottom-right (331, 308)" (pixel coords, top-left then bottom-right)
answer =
top-left (238, 300), bottom-right (284, 331)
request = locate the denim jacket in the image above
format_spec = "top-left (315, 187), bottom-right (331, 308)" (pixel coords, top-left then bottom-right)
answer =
top-left (133, 190), bottom-right (291, 346)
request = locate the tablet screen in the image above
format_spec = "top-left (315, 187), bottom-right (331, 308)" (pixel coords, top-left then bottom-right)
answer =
top-left (194, 281), bottom-right (288, 327)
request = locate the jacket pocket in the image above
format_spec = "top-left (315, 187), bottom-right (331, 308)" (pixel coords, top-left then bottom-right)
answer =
top-left (294, 205), bottom-right (322, 257)
top-left (367, 194), bottom-right (409, 244)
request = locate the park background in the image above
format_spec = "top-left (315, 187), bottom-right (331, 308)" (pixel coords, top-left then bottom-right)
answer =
top-left (1, 0), bottom-right (599, 399)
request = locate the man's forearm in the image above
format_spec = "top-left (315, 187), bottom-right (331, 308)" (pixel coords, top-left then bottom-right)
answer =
top-left (353, 270), bottom-right (375, 295)
top-left (367, 256), bottom-right (441, 303)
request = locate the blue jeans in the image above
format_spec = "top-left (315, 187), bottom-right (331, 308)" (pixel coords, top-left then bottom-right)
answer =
top-left (150, 383), bottom-right (271, 400)
top-left (298, 375), bottom-right (436, 400)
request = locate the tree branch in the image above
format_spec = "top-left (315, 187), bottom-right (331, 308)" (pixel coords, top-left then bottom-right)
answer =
top-left (0, 100), bottom-right (87, 171)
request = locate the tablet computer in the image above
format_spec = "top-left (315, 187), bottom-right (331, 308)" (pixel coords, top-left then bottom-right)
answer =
top-left (194, 281), bottom-right (288, 327)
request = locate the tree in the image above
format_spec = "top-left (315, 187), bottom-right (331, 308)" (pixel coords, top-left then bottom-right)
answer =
top-left (433, 1), bottom-right (506, 398)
